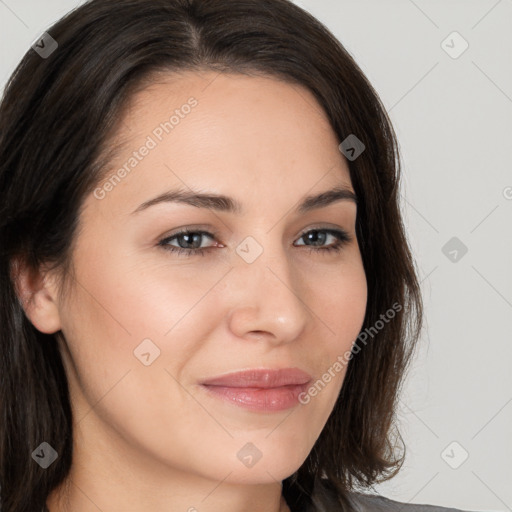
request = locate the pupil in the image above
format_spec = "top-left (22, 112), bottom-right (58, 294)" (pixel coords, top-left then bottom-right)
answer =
top-left (180, 233), bottom-right (201, 249)
top-left (307, 231), bottom-right (325, 246)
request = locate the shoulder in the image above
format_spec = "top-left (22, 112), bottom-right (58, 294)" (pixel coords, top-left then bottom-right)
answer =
top-left (346, 491), bottom-right (477, 512)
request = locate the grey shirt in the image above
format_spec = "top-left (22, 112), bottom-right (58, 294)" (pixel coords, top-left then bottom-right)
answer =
top-left (346, 491), bottom-right (474, 512)
top-left (295, 478), bottom-right (475, 512)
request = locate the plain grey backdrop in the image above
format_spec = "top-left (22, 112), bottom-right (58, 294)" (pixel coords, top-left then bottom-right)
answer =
top-left (0, 0), bottom-right (510, 511)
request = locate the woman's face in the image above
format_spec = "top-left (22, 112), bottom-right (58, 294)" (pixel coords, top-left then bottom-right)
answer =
top-left (45, 71), bottom-right (367, 491)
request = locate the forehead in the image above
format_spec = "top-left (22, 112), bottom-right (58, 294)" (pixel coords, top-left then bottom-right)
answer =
top-left (88, 70), bottom-right (353, 217)
top-left (118, 69), bottom-right (343, 162)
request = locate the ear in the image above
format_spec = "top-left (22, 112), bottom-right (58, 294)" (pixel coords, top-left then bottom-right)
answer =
top-left (10, 256), bottom-right (62, 334)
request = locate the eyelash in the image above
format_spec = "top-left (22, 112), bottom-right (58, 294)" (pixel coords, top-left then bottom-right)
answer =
top-left (157, 227), bottom-right (352, 257)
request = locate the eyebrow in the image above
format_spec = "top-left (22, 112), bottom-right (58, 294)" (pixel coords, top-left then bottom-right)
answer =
top-left (131, 185), bottom-right (357, 215)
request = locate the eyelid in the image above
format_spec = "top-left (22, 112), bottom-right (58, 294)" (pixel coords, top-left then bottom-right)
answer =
top-left (158, 225), bottom-right (222, 242)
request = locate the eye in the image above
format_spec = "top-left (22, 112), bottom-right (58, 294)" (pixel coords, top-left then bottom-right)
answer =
top-left (157, 227), bottom-right (352, 257)
top-left (157, 229), bottom-right (217, 257)
top-left (294, 228), bottom-right (352, 254)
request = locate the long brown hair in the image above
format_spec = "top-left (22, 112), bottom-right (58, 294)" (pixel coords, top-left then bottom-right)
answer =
top-left (0, 0), bottom-right (423, 510)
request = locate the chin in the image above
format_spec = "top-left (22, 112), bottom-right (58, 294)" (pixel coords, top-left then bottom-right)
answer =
top-left (220, 461), bottom-right (302, 485)
top-left (221, 447), bottom-right (308, 485)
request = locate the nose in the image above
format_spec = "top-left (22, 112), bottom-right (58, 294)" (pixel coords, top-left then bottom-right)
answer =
top-left (225, 243), bottom-right (309, 346)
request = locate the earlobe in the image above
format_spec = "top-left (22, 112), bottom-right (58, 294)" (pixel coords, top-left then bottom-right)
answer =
top-left (10, 256), bottom-right (62, 334)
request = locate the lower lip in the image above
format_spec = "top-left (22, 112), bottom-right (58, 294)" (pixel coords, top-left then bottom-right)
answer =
top-left (200, 383), bottom-right (310, 412)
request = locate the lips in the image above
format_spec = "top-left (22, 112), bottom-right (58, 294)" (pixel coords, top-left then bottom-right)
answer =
top-left (200, 368), bottom-right (312, 412)
top-left (200, 367), bottom-right (312, 388)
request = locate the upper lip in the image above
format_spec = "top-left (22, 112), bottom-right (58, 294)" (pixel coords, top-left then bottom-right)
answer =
top-left (201, 368), bottom-right (312, 388)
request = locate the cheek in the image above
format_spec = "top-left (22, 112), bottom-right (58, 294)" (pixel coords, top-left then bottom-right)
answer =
top-left (68, 251), bottom-right (223, 344)
top-left (314, 261), bottom-right (368, 349)
top-left (294, 261), bottom-right (367, 411)
top-left (115, 257), bottom-right (233, 336)
top-left (58, 253), bottom-right (233, 424)
top-left (57, 261), bottom-right (209, 455)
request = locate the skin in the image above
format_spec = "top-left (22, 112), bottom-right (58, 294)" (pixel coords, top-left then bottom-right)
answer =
top-left (18, 71), bottom-right (367, 512)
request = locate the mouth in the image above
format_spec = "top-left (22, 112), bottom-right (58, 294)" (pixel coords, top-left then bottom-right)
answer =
top-left (200, 367), bottom-right (312, 412)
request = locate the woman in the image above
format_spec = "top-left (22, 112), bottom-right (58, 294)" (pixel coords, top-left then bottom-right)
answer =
top-left (0, 0), bottom-right (474, 511)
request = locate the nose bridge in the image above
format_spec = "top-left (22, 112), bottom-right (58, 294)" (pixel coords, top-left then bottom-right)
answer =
top-left (226, 232), bottom-right (308, 342)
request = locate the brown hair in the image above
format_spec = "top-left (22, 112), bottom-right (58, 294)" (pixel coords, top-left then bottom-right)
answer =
top-left (0, 0), bottom-right (423, 510)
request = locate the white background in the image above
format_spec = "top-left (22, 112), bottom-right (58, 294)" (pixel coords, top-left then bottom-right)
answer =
top-left (0, 1), bottom-right (510, 511)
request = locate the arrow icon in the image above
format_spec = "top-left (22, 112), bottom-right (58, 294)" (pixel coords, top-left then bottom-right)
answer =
top-left (440, 440), bottom-right (468, 469)
top-left (36, 40), bottom-right (46, 49)
top-left (32, 442), bottom-right (58, 468)
top-left (134, 339), bottom-right (161, 366)
top-left (339, 134), bottom-right (365, 161)
top-left (440, 31), bottom-right (469, 59)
